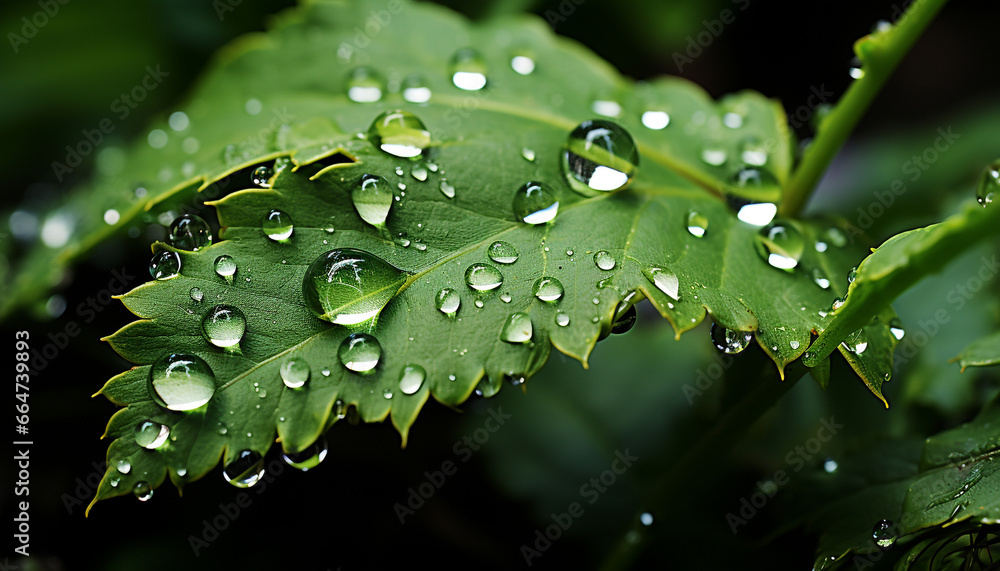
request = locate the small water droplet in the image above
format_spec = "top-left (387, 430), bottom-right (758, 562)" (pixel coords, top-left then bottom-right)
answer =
top-left (223, 450), bottom-right (265, 488)
top-left (521, 147), bottom-right (536, 161)
top-left (133, 481), bottom-right (154, 501)
top-left (149, 250), bottom-right (181, 280)
top-left (977, 160), bottom-right (999, 206)
top-left (435, 287), bottom-right (461, 317)
top-left (812, 268), bottom-right (831, 289)
top-left (465, 263), bottom-right (504, 291)
top-left (202, 305), bottom-right (246, 349)
top-left (510, 54), bottom-right (535, 75)
top-left (889, 318), bottom-right (905, 340)
top-left (217, 422), bottom-right (228, 435)
top-left (282, 436), bottom-right (329, 471)
top-left (134, 420), bottom-right (170, 449)
top-left (790, 340), bottom-right (800, 350)
top-left (699, 142), bottom-right (728, 166)
top-left (686, 211), bottom-right (708, 237)
top-left (562, 120), bottom-right (638, 195)
top-left (368, 110), bottom-right (431, 158)
top-left (872, 519), bottom-right (896, 549)
top-left (346, 66), bottom-right (385, 102)
top-left (401, 73), bottom-right (432, 103)
top-left (642, 266), bottom-right (680, 301)
top-left (513, 181), bottom-right (559, 224)
top-left (352, 173), bottom-right (394, 228)
top-left (849, 56), bottom-right (865, 79)
top-left (450, 47), bottom-right (488, 90)
top-left (842, 329), bottom-right (868, 354)
top-left (532, 276), bottom-right (564, 302)
top-left (488, 241), bottom-right (519, 264)
top-left (755, 220), bottom-right (804, 271)
top-left (117, 459), bottom-right (131, 474)
top-left (251, 165), bottom-right (274, 188)
top-left (711, 323), bottom-right (753, 354)
top-left (262, 209), bottom-right (293, 241)
top-left (214, 255), bottom-right (237, 281)
top-left (399, 365), bottom-right (426, 395)
top-left (823, 458), bottom-right (838, 473)
top-left (641, 110), bottom-right (670, 130)
top-left (302, 249), bottom-right (406, 325)
top-left (594, 250), bottom-right (616, 270)
top-left (339, 333), bottom-right (381, 372)
top-left (475, 299), bottom-right (485, 308)
top-left (739, 137), bottom-right (768, 166)
top-left (280, 357), bottom-right (310, 389)
top-left (168, 214), bottom-right (213, 251)
top-left (501, 313), bottom-right (533, 343)
top-left (611, 305), bottom-right (637, 334)
top-left (149, 353), bottom-right (216, 411)
top-left (591, 98), bottom-right (622, 118)
top-left (640, 512), bottom-right (654, 526)
top-left (555, 311), bottom-right (570, 327)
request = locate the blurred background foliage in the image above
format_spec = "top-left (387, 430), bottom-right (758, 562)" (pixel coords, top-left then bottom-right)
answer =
top-left (1, 0), bottom-right (999, 569)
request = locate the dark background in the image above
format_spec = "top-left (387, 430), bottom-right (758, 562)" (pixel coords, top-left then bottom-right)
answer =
top-left (2, 0), bottom-right (999, 569)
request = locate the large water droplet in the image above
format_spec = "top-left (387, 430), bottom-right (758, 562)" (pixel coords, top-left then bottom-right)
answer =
top-left (149, 250), bottom-right (181, 280)
top-left (402, 73), bottom-right (432, 103)
top-left (465, 263), bottom-right (503, 291)
top-left (642, 266), bottom-right (680, 300)
top-left (149, 353), bottom-right (216, 411)
top-left (262, 209), bottom-right (293, 241)
top-left (134, 420), bottom-right (170, 449)
top-left (117, 459), bottom-right (131, 474)
top-left (488, 241), bottom-right (519, 264)
top-left (686, 211), bottom-right (708, 237)
top-left (223, 450), bottom-right (265, 488)
top-left (512, 181), bottom-right (559, 224)
top-left (214, 255), bottom-right (237, 281)
top-left (872, 519), bottom-right (896, 549)
top-left (168, 214), bottom-right (212, 251)
top-left (977, 161), bottom-right (999, 206)
top-left (399, 364), bottom-right (426, 395)
top-left (435, 287), bottom-right (461, 317)
top-left (368, 110), bottom-right (431, 158)
top-left (280, 357), bottom-right (310, 389)
top-left (352, 174), bottom-right (393, 227)
top-left (450, 48), bottom-right (488, 90)
top-left (532, 276), bottom-right (563, 302)
top-left (594, 251), bottom-right (616, 270)
top-left (842, 329), bottom-right (868, 354)
top-left (755, 220), bottom-right (804, 271)
top-left (501, 312), bottom-right (533, 343)
top-left (282, 436), bottom-right (328, 471)
top-left (133, 481), bottom-right (153, 501)
top-left (439, 180), bottom-right (456, 198)
top-left (302, 249), bottom-right (406, 325)
top-left (339, 333), bottom-right (381, 372)
top-left (202, 305), bottom-right (247, 349)
top-left (711, 323), bottom-right (753, 354)
top-left (561, 120), bottom-right (638, 195)
top-left (346, 66), bottom-right (385, 102)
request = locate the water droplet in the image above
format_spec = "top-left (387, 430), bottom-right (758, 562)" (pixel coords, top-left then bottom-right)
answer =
top-left (739, 137), bottom-right (768, 166)
top-left (722, 112), bottom-right (744, 129)
top-left (134, 420), bottom-right (170, 449)
top-left (450, 47), bottom-right (488, 90)
top-left (302, 248), bottom-right (406, 325)
top-left (501, 313), bottom-right (533, 343)
top-left (262, 209), bottom-right (293, 241)
top-left (509, 52), bottom-right (536, 74)
top-left (815, 241), bottom-right (828, 253)
top-left (402, 73), bottom-right (432, 103)
top-left (346, 66), bottom-right (385, 102)
top-left (640, 512), bottom-right (654, 526)
top-left (561, 120), bottom-right (638, 195)
top-left (642, 266), bottom-right (680, 300)
top-left (352, 174), bottom-right (394, 228)
top-left (594, 251), bottom-right (616, 270)
top-left (110, 477), bottom-right (120, 487)
top-left (399, 365), bottom-right (426, 395)
top-left (591, 98), bottom-right (622, 118)
top-left (282, 436), bottom-right (328, 471)
top-left (149, 250), bottom-right (181, 281)
top-left (790, 340), bottom-right (800, 350)
top-left (611, 305), bottom-right (637, 334)
top-left (889, 318), bottom-right (905, 340)
top-left (251, 165), bottom-right (273, 188)
top-left (513, 181), bottom-right (559, 224)
top-left (500, 293), bottom-right (512, 303)
top-left (842, 329), bottom-right (868, 354)
top-left (977, 161), bottom-right (999, 206)
top-left (149, 353), bottom-right (216, 411)
top-left (334, 399), bottom-right (346, 419)
top-left (849, 57), bottom-right (865, 79)
top-left (555, 312), bottom-right (570, 327)
top-left (641, 110), bottom-right (670, 130)
top-left (214, 255), bottom-right (237, 281)
top-left (168, 214), bottom-right (213, 251)
top-left (217, 422), bottom-right (228, 435)
top-left (521, 147), bottom-right (536, 161)
top-left (465, 263), bottom-right (503, 291)
top-left (436, 179), bottom-right (456, 199)
top-left (823, 458), bottom-right (838, 473)
top-left (339, 333), bottom-right (381, 372)
top-left (812, 268), bottom-right (831, 289)
top-left (117, 459), bottom-right (131, 474)
top-left (368, 110), bottom-right (431, 158)
top-left (711, 323), bottom-right (753, 354)
top-left (280, 357), bottom-right (310, 389)
top-left (475, 376), bottom-right (502, 398)
top-left (872, 519), bottom-right (896, 549)
top-left (435, 287), bottom-right (461, 317)
top-left (410, 165), bottom-right (428, 182)
top-left (202, 305), bottom-right (246, 349)
top-left (699, 142), bottom-right (728, 166)
top-left (532, 276), bottom-right (564, 302)
top-left (732, 201), bottom-right (778, 227)
top-left (475, 299), bottom-right (485, 308)
top-left (686, 211), bottom-right (708, 237)
top-left (223, 450), bottom-right (265, 488)
top-left (133, 481), bottom-right (153, 501)
top-left (755, 220), bottom-right (804, 271)
top-left (488, 241), bottom-right (519, 264)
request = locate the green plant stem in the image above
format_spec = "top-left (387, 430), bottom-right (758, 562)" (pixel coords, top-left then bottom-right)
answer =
top-left (781, 0), bottom-right (949, 217)
top-left (598, 364), bottom-right (806, 571)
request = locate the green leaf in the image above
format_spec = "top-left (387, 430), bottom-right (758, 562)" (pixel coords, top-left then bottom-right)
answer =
top-left (75, 0), bottom-right (896, 509)
top-left (955, 330), bottom-right (1000, 371)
